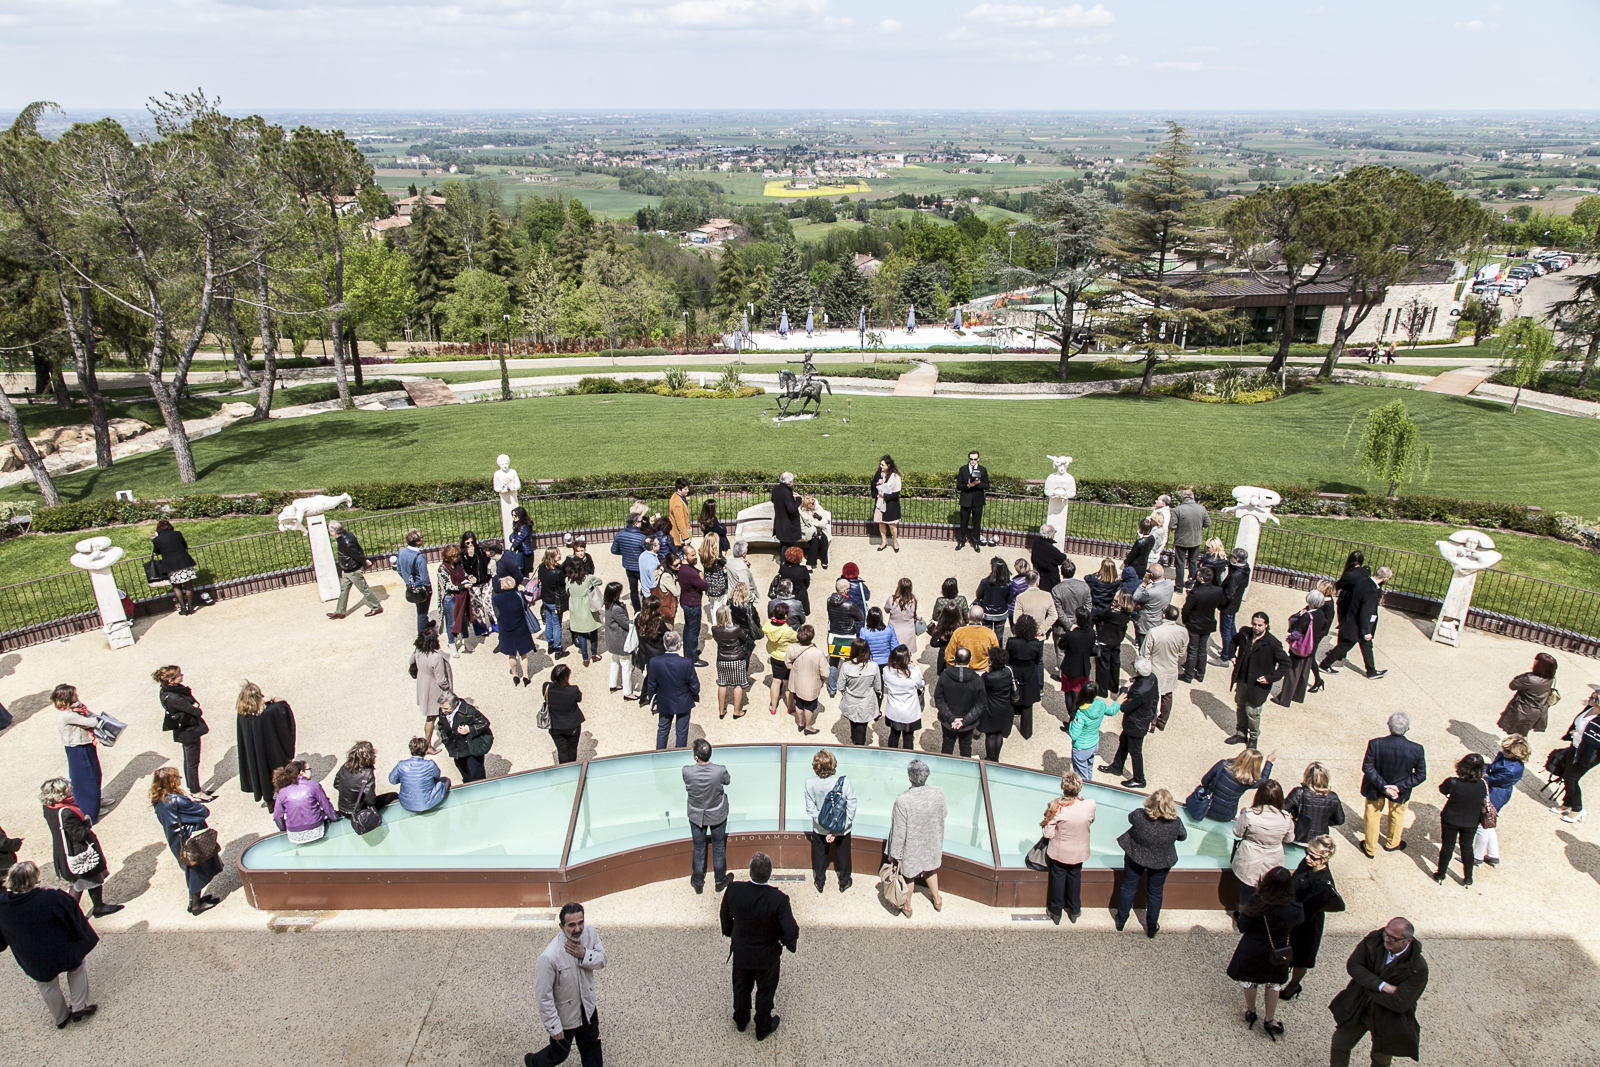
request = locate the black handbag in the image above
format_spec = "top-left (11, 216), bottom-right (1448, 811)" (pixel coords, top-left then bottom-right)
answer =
top-left (1266, 917), bottom-right (1293, 967)
top-left (1024, 837), bottom-right (1049, 871)
top-left (144, 558), bottom-right (171, 586)
top-left (351, 806), bottom-right (383, 835)
top-left (405, 585), bottom-right (430, 604)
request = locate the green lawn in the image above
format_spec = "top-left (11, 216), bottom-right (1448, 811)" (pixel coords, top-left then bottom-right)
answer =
top-left (14, 395), bottom-right (225, 436)
top-left (5, 385), bottom-right (1598, 515)
top-left (270, 379), bottom-right (406, 408)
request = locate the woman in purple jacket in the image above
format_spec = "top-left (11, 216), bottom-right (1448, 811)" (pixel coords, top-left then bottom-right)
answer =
top-left (270, 760), bottom-right (336, 844)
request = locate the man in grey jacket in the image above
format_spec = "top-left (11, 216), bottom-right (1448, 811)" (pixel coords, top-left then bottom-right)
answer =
top-left (1049, 560), bottom-right (1091, 637)
top-left (528, 902), bottom-right (607, 1067)
top-left (1131, 564), bottom-right (1174, 646)
top-left (1171, 489), bottom-right (1210, 590)
top-left (683, 739), bottom-right (731, 893)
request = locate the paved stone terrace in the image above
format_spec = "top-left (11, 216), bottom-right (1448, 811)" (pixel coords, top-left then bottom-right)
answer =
top-left (0, 535), bottom-right (1595, 1065)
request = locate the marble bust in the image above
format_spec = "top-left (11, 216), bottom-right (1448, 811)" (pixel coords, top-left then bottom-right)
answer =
top-left (1436, 530), bottom-right (1502, 576)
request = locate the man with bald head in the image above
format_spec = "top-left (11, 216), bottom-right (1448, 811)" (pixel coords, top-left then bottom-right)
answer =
top-left (1328, 916), bottom-right (1428, 1067)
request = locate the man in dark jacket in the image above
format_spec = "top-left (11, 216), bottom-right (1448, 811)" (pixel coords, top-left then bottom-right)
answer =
top-left (437, 694), bottom-right (493, 783)
top-left (644, 632), bottom-right (700, 750)
top-left (678, 545), bottom-right (709, 666)
top-left (1123, 518), bottom-right (1157, 583)
top-left (1031, 526), bottom-right (1068, 592)
top-left (1101, 658), bottom-right (1158, 788)
top-left (1171, 489), bottom-right (1210, 590)
top-left (824, 579), bottom-right (864, 697)
top-left (720, 852), bottom-right (799, 1041)
top-left (1322, 565), bottom-right (1390, 680)
top-left (1227, 612), bottom-right (1290, 749)
top-left (1328, 917), bottom-right (1428, 1066)
top-left (1180, 565), bottom-right (1227, 683)
top-left (611, 511), bottom-right (648, 610)
top-left (327, 520), bottom-right (382, 619)
top-left (1218, 547), bottom-right (1251, 660)
top-left (955, 449), bottom-right (990, 551)
top-left (1360, 712), bottom-right (1427, 857)
top-left (0, 861), bottom-right (100, 1029)
top-left (933, 647), bottom-right (985, 757)
top-left (770, 473), bottom-right (802, 549)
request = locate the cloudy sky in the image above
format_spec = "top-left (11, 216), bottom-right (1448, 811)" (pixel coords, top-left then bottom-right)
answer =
top-left (1, 0), bottom-right (1595, 112)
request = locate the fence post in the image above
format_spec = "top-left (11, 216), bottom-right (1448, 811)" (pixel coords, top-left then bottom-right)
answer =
top-left (70, 537), bottom-right (134, 650)
top-left (1432, 530), bottom-right (1502, 647)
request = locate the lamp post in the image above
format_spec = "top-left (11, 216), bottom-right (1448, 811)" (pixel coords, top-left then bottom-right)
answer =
top-left (499, 313), bottom-right (512, 401)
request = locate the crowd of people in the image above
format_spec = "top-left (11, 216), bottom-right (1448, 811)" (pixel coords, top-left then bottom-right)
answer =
top-left (4, 458), bottom-right (1599, 1063)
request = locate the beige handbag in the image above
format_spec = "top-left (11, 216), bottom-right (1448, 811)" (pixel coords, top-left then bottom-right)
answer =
top-left (878, 859), bottom-right (909, 909)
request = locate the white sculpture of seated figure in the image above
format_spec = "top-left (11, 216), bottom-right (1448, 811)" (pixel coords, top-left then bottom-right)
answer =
top-left (277, 492), bottom-right (353, 532)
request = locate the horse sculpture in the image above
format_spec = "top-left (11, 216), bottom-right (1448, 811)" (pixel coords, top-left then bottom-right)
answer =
top-left (776, 357), bottom-right (832, 417)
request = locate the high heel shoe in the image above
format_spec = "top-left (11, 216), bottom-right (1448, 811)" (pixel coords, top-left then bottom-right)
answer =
top-left (1432, 870), bottom-right (1447, 884)
top-left (1263, 1020), bottom-right (1284, 1042)
top-left (1278, 984), bottom-right (1302, 1001)
top-left (1244, 1010), bottom-right (1258, 1030)
top-left (1562, 810), bottom-right (1586, 823)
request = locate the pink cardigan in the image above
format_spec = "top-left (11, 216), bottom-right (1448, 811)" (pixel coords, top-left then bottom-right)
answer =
top-left (1042, 797), bottom-right (1096, 864)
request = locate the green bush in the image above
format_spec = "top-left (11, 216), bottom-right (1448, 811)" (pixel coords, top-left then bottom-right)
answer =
top-left (1487, 368), bottom-right (1600, 404)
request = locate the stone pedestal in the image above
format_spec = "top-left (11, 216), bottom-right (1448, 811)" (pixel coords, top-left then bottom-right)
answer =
top-left (1222, 486), bottom-right (1282, 604)
top-left (307, 514), bottom-right (339, 602)
top-left (70, 537), bottom-right (134, 650)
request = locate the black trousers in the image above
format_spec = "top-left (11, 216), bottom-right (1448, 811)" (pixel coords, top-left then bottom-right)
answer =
top-left (1046, 856), bottom-right (1082, 918)
top-left (1182, 627), bottom-right (1211, 680)
top-left (957, 502), bottom-right (985, 546)
top-left (888, 724), bottom-right (917, 749)
top-left (808, 831), bottom-right (852, 887)
top-left (551, 729), bottom-right (580, 764)
top-left (181, 739), bottom-right (203, 794)
top-left (1095, 645), bottom-right (1122, 693)
top-left (1014, 702), bottom-right (1034, 741)
top-left (1438, 823), bottom-right (1476, 879)
top-left (1325, 636), bottom-right (1376, 674)
top-left (453, 754), bottom-right (486, 782)
top-left (804, 531), bottom-right (829, 567)
top-left (849, 720), bottom-right (870, 746)
top-left (732, 962), bottom-right (781, 1034)
top-left (626, 570), bottom-right (641, 611)
top-left (1109, 732), bottom-right (1144, 781)
top-left (940, 727), bottom-right (973, 757)
top-left (1173, 544), bottom-right (1200, 589)
top-left (1566, 761), bottom-right (1593, 812)
top-left (526, 1006), bottom-right (602, 1067)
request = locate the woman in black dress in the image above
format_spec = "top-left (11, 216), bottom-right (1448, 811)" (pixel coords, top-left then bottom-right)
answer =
top-left (151, 518), bottom-right (199, 615)
top-left (1057, 609), bottom-right (1096, 717)
top-left (1225, 865), bottom-right (1303, 1042)
top-left (543, 664), bottom-right (585, 764)
top-left (1094, 590), bottom-right (1134, 693)
top-left (1280, 835), bottom-right (1345, 1003)
top-left (1005, 613), bottom-right (1044, 740)
top-left (154, 665), bottom-right (215, 801)
top-left (1436, 752), bottom-right (1489, 886)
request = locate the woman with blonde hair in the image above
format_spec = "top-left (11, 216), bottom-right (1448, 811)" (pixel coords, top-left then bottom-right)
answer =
top-left (492, 575), bottom-right (536, 687)
top-left (1041, 771), bottom-right (1096, 924)
top-left (150, 767), bottom-right (222, 915)
top-left (1188, 746), bottom-right (1276, 823)
top-left (1113, 788), bottom-right (1186, 937)
top-left (1085, 557), bottom-right (1121, 618)
top-left (700, 535), bottom-right (729, 627)
top-left (153, 664), bottom-right (214, 800)
top-left (1476, 734), bottom-right (1530, 867)
top-left (1279, 834), bottom-right (1345, 1003)
top-left (1283, 761), bottom-right (1346, 843)
top-left (235, 680), bottom-right (297, 805)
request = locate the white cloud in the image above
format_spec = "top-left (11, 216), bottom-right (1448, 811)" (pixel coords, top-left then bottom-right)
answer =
top-left (1455, 19), bottom-right (1484, 30)
top-left (878, 18), bottom-right (901, 30)
top-left (664, 0), bottom-right (756, 25)
top-left (965, 3), bottom-right (1114, 29)
top-left (1185, 45), bottom-right (1217, 53)
top-left (1148, 60), bottom-right (1202, 71)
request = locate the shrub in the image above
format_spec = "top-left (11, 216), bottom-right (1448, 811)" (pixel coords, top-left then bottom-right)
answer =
top-left (661, 367), bottom-right (691, 391)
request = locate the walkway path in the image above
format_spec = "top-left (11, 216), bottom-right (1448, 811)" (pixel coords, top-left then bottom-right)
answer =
top-left (1422, 366), bottom-right (1497, 396)
top-left (891, 361), bottom-right (940, 396)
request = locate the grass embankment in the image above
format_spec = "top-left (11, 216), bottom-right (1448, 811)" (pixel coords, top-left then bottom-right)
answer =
top-left (6, 386), bottom-right (1596, 513)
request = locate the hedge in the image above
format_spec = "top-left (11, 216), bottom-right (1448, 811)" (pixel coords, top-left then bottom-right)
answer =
top-left (22, 472), bottom-right (1581, 546)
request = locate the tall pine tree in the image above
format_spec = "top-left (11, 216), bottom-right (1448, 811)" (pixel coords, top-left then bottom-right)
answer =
top-left (478, 209), bottom-right (517, 279)
top-left (556, 213), bottom-right (589, 283)
top-left (897, 260), bottom-right (941, 321)
top-left (764, 238), bottom-right (811, 329)
top-left (823, 253), bottom-right (871, 326)
top-left (710, 245), bottom-right (749, 326)
top-left (408, 200), bottom-right (459, 341)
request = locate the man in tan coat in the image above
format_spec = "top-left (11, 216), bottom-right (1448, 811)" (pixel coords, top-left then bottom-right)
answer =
top-left (1013, 571), bottom-right (1057, 640)
top-left (947, 604), bottom-right (999, 672)
top-left (1139, 605), bottom-right (1188, 732)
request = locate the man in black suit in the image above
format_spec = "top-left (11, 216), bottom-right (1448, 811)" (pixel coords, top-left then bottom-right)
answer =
top-left (1226, 611), bottom-right (1290, 749)
top-left (1030, 525), bottom-right (1067, 592)
top-left (1360, 712), bottom-right (1427, 857)
top-left (1179, 564), bottom-right (1226, 683)
top-left (719, 852), bottom-right (799, 1041)
top-left (770, 473), bottom-right (802, 551)
top-left (1322, 565), bottom-right (1390, 680)
top-left (643, 632), bottom-right (699, 750)
top-left (954, 449), bottom-right (990, 552)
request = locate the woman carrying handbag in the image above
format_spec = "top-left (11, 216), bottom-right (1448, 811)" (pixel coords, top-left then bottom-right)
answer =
top-left (150, 767), bottom-right (222, 915)
top-left (41, 778), bottom-right (121, 917)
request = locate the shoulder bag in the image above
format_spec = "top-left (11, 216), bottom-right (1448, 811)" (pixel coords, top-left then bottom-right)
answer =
top-left (1480, 788), bottom-right (1498, 829)
top-left (877, 859), bottom-right (909, 909)
top-left (623, 619), bottom-right (639, 654)
top-left (1024, 837), bottom-right (1049, 872)
top-left (1184, 783), bottom-right (1214, 821)
top-left (180, 822), bottom-right (220, 867)
top-left (351, 806), bottom-right (383, 835)
top-left (93, 712), bottom-right (127, 748)
top-left (536, 688), bottom-right (552, 731)
top-left (57, 817), bottom-right (101, 876)
top-left (143, 557), bottom-right (171, 587)
top-left (1266, 917), bottom-right (1293, 968)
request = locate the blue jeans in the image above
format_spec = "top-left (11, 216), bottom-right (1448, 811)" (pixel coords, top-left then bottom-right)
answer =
top-left (1219, 612), bottom-right (1238, 660)
top-left (690, 820), bottom-right (727, 888)
top-left (442, 594), bottom-right (458, 644)
top-left (656, 713), bottom-right (689, 750)
top-left (573, 631), bottom-right (597, 660)
top-left (543, 603), bottom-right (564, 651)
top-left (1116, 856), bottom-right (1171, 925)
top-left (827, 656), bottom-right (841, 697)
top-left (1071, 748), bottom-right (1097, 781)
top-left (682, 604), bottom-right (702, 660)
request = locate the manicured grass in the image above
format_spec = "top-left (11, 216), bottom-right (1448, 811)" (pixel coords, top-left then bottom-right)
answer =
top-left (419, 362), bottom-right (913, 385)
top-left (270, 379), bottom-right (405, 408)
top-left (935, 360), bottom-right (1236, 384)
top-left (5, 385), bottom-right (1599, 515)
top-left (14, 395), bottom-right (225, 436)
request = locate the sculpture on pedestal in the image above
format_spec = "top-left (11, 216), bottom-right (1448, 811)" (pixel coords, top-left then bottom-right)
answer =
top-left (276, 492), bottom-right (353, 533)
top-left (1043, 456), bottom-right (1076, 551)
top-left (493, 454), bottom-right (522, 544)
top-left (1222, 486), bottom-right (1281, 598)
top-left (70, 536), bottom-right (134, 649)
top-left (1432, 530), bottom-right (1502, 646)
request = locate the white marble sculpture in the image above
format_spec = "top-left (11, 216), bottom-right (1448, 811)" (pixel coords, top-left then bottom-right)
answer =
top-left (1044, 456), bottom-right (1076, 551)
top-left (70, 536), bottom-right (133, 649)
top-left (732, 501), bottom-right (833, 547)
top-left (1432, 530), bottom-right (1502, 646)
top-left (277, 492), bottom-right (353, 533)
top-left (493, 454), bottom-right (522, 544)
top-left (1222, 486), bottom-right (1281, 598)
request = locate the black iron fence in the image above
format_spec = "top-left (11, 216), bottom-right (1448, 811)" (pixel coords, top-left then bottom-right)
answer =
top-left (4, 484), bottom-right (1599, 657)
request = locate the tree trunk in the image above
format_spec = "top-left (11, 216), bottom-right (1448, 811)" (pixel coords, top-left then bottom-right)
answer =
top-left (147, 377), bottom-right (198, 483)
top-left (1138, 347), bottom-right (1158, 396)
top-left (1319, 294), bottom-right (1355, 377)
top-left (31, 352), bottom-right (51, 396)
top-left (0, 388), bottom-right (61, 506)
top-left (325, 204), bottom-right (353, 410)
top-left (1388, 480), bottom-right (1398, 499)
top-left (222, 292), bottom-right (257, 387)
top-left (1512, 384), bottom-right (1522, 414)
top-left (1578, 335), bottom-right (1599, 390)
top-left (49, 358), bottom-right (71, 409)
top-left (1267, 291), bottom-right (1295, 374)
top-left (56, 279), bottom-right (112, 468)
top-left (347, 326), bottom-right (364, 388)
top-left (252, 259), bottom-right (278, 421)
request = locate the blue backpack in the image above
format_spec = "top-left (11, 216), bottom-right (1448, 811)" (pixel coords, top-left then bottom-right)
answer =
top-left (817, 776), bottom-right (850, 835)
